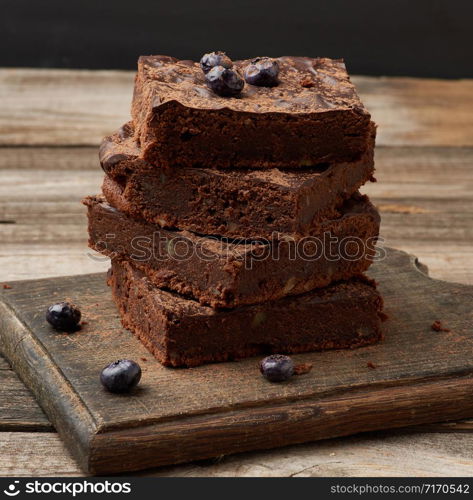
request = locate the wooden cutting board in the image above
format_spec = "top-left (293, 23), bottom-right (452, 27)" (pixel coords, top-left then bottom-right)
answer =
top-left (0, 247), bottom-right (472, 475)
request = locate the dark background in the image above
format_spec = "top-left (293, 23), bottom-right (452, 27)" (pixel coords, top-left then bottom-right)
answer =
top-left (2, 0), bottom-right (472, 78)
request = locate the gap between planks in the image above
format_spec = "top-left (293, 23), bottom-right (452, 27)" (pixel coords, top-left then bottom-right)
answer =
top-left (1, 430), bottom-right (473, 477)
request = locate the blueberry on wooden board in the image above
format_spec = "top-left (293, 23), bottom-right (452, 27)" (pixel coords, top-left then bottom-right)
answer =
top-left (260, 354), bottom-right (295, 382)
top-left (200, 51), bottom-right (233, 74)
top-left (100, 360), bottom-right (142, 393)
top-left (244, 57), bottom-right (279, 87)
top-left (46, 302), bottom-right (81, 332)
top-left (205, 66), bottom-right (244, 97)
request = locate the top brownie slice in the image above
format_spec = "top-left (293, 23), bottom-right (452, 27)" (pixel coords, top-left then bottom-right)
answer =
top-left (132, 55), bottom-right (374, 169)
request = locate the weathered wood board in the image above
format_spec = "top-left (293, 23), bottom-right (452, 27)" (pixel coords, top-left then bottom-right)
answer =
top-left (0, 248), bottom-right (472, 475)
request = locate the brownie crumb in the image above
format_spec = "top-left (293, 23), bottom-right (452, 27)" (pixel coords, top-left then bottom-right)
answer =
top-left (2, 284), bottom-right (12, 289)
top-left (366, 361), bottom-right (377, 369)
top-left (140, 357), bottom-right (148, 362)
top-left (294, 363), bottom-right (313, 375)
top-left (300, 77), bottom-right (315, 88)
top-left (80, 321), bottom-right (89, 326)
top-left (379, 311), bottom-right (389, 322)
top-left (431, 320), bottom-right (450, 333)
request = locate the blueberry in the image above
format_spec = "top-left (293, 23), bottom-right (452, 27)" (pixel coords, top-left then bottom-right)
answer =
top-left (244, 57), bottom-right (280, 87)
top-left (205, 66), bottom-right (244, 97)
top-left (260, 354), bottom-right (294, 382)
top-left (46, 302), bottom-right (81, 331)
top-left (100, 359), bottom-right (142, 393)
top-left (200, 51), bottom-right (233, 74)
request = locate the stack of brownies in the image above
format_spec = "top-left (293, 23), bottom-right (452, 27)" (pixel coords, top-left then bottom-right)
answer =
top-left (84, 53), bottom-right (384, 367)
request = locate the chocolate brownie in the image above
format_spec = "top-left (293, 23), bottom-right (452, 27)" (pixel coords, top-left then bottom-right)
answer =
top-left (108, 259), bottom-right (384, 367)
top-left (132, 55), bottom-right (375, 169)
top-left (84, 193), bottom-right (380, 308)
top-left (100, 123), bottom-right (376, 239)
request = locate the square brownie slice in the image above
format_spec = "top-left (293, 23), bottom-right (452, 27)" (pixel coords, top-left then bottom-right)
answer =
top-left (108, 259), bottom-right (384, 367)
top-left (132, 55), bottom-right (375, 169)
top-left (100, 123), bottom-right (376, 239)
top-left (84, 193), bottom-right (380, 308)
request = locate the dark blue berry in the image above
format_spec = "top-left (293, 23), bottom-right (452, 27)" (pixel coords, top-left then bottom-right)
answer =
top-left (205, 66), bottom-right (244, 97)
top-left (260, 354), bottom-right (294, 382)
top-left (200, 51), bottom-right (233, 74)
top-left (100, 359), bottom-right (142, 393)
top-left (46, 302), bottom-right (81, 331)
top-left (244, 57), bottom-right (280, 87)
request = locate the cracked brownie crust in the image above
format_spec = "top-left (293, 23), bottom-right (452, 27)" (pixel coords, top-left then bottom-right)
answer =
top-left (132, 55), bottom-right (375, 169)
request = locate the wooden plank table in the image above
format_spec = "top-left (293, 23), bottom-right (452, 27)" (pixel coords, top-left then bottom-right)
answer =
top-left (0, 68), bottom-right (472, 476)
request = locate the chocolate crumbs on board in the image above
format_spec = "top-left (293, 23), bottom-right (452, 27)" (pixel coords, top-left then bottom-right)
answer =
top-left (294, 363), bottom-right (313, 375)
top-left (379, 311), bottom-right (389, 322)
top-left (2, 284), bottom-right (12, 289)
top-left (367, 362), bottom-right (377, 369)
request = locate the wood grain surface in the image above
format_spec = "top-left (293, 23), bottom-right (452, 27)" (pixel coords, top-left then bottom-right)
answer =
top-left (1, 249), bottom-right (473, 474)
top-left (0, 69), bottom-right (472, 476)
top-left (1, 69), bottom-right (472, 147)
